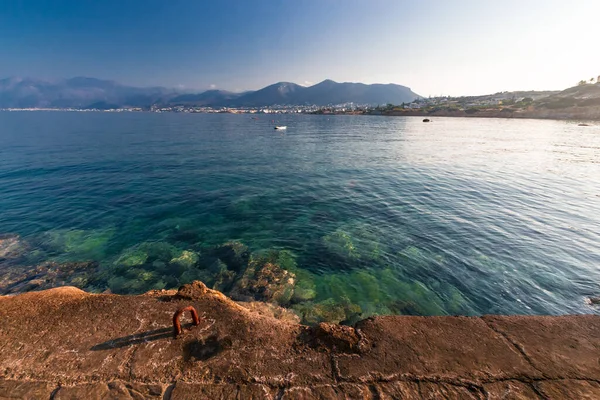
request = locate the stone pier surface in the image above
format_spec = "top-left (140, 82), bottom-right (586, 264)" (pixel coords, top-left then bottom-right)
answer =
top-left (1, 283), bottom-right (599, 399)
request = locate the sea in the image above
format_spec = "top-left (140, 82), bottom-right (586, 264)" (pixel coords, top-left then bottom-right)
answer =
top-left (1, 111), bottom-right (599, 322)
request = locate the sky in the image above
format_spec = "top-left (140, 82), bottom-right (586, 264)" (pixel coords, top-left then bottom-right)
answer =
top-left (0, 0), bottom-right (599, 96)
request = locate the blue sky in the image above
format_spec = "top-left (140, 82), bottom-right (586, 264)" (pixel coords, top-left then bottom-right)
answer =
top-left (1, 0), bottom-right (598, 96)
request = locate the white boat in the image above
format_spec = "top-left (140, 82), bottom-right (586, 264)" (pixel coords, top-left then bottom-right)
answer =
top-left (274, 126), bottom-right (287, 130)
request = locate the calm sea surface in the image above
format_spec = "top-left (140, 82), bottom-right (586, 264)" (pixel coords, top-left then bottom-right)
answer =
top-left (1, 112), bottom-right (599, 320)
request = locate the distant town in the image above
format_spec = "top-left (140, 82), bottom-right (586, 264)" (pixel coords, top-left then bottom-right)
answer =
top-left (0, 91), bottom-right (555, 114)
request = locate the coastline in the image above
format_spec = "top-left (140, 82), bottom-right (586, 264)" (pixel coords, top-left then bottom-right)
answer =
top-left (378, 108), bottom-right (600, 122)
top-left (2, 282), bottom-right (600, 399)
top-left (2, 108), bottom-right (600, 123)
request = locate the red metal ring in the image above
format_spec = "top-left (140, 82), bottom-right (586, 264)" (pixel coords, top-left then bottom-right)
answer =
top-left (173, 305), bottom-right (200, 337)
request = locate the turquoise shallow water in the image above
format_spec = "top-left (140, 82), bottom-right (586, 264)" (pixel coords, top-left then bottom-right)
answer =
top-left (1, 112), bottom-right (600, 321)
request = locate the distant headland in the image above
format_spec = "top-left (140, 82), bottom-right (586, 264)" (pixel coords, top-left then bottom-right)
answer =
top-left (318, 80), bottom-right (600, 121)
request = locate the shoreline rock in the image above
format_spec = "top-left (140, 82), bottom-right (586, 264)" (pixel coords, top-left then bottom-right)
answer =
top-left (1, 283), bottom-right (600, 399)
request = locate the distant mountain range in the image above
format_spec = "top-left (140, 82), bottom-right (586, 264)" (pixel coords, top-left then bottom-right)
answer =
top-left (0, 77), bottom-right (421, 109)
top-left (0, 77), bottom-right (177, 109)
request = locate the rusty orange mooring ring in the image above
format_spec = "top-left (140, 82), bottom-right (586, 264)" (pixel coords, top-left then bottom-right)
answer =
top-left (173, 305), bottom-right (200, 338)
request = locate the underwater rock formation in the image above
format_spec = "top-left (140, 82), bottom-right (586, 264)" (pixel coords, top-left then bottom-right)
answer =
top-left (0, 261), bottom-right (99, 295)
top-left (0, 232), bottom-right (478, 325)
top-left (213, 241), bottom-right (250, 272)
top-left (170, 250), bottom-right (200, 270)
top-left (34, 228), bottom-right (114, 260)
top-left (0, 234), bottom-right (29, 261)
top-left (321, 223), bottom-right (384, 264)
top-left (293, 297), bottom-right (362, 325)
top-left (229, 258), bottom-right (296, 305)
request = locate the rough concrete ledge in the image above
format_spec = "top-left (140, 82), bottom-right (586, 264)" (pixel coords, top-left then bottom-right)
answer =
top-left (1, 283), bottom-right (599, 399)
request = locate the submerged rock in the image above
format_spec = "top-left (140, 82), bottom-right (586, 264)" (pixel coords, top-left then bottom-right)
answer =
top-left (107, 243), bottom-right (207, 294)
top-left (321, 223), bottom-right (384, 264)
top-left (170, 250), bottom-right (199, 269)
top-left (252, 249), bottom-right (316, 303)
top-left (214, 241), bottom-right (250, 272)
top-left (0, 234), bottom-right (29, 261)
top-left (388, 300), bottom-right (424, 316)
top-left (0, 261), bottom-right (99, 295)
top-left (212, 267), bottom-right (237, 292)
top-left (106, 269), bottom-right (170, 294)
top-left (586, 297), bottom-right (600, 305)
top-left (322, 230), bottom-right (358, 260)
top-left (293, 298), bottom-right (362, 325)
top-left (36, 228), bottom-right (113, 260)
top-left (114, 247), bottom-right (148, 267)
top-left (106, 242), bottom-right (202, 294)
top-left (239, 301), bottom-right (301, 324)
top-left (113, 241), bottom-right (182, 269)
top-left (268, 249), bottom-right (297, 271)
top-left (230, 258), bottom-right (296, 305)
top-left (292, 280), bottom-right (317, 303)
top-left (139, 241), bottom-right (181, 262)
top-left (387, 280), bottom-right (447, 316)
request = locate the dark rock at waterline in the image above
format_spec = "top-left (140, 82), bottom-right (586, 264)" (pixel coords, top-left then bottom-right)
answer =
top-left (0, 261), bottom-right (99, 295)
top-left (389, 300), bottom-right (427, 316)
top-left (578, 123), bottom-right (590, 126)
top-left (175, 280), bottom-right (209, 300)
top-left (175, 280), bottom-right (301, 323)
top-left (306, 322), bottom-right (363, 353)
top-left (423, 118), bottom-right (431, 122)
top-left (213, 241), bottom-right (250, 272)
top-left (229, 259), bottom-right (296, 305)
top-left (587, 296), bottom-right (600, 305)
top-left (212, 268), bottom-right (237, 292)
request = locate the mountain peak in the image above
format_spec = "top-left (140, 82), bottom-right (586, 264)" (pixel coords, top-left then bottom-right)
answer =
top-left (271, 81), bottom-right (300, 87)
top-left (316, 79), bottom-right (337, 86)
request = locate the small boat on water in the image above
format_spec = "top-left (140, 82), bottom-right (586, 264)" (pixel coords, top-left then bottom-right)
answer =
top-left (274, 126), bottom-right (287, 130)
